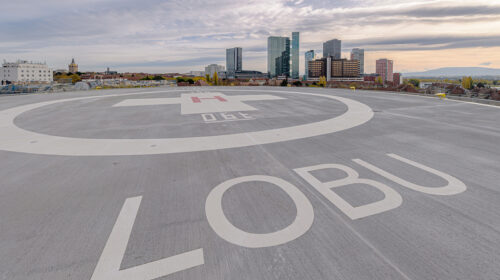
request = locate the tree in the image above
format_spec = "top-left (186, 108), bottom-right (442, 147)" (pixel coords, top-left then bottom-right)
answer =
top-left (141, 76), bottom-right (152, 80)
top-left (280, 78), bottom-right (288, 87)
top-left (187, 78), bottom-right (195, 84)
top-left (476, 82), bottom-right (485, 88)
top-left (205, 74), bottom-right (211, 83)
top-left (71, 74), bottom-right (81, 84)
top-left (319, 76), bottom-right (326, 87)
top-left (462, 76), bottom-right (473, 90)
top-left (213, 72), bottom-right (219, 85)
top-left (493, 80), bottom-right (499, 86)
top-left (408, 79), bottom-right (420, 88)
top-left (152, 75), bottom-right (165, 80)
top-left (176, 77), bottom-right (186, 83)
top-left (376, 76), bottom-right (383, 85)
top-left (292, 81), bottom-right (302, 87)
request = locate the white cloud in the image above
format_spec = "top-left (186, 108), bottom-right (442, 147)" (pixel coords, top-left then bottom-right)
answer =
top-left (1, 0), bottom-right (499, 73)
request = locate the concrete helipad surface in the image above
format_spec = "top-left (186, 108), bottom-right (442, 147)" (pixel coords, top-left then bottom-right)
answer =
top-left (0, 87), bottom-right (499, 280)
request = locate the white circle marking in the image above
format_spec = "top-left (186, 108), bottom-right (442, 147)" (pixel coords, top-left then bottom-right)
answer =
top-left (0, 89), bottom-right (373, 156)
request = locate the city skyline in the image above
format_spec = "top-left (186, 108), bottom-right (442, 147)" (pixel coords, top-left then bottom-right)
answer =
top-left (1, 0), bottom-right (500, 73)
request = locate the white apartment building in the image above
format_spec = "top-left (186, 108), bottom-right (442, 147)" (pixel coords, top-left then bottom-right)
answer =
top-left (204, 64), bottom-right (225, 79)
top-left (0, 60), bottom-right (53, 84)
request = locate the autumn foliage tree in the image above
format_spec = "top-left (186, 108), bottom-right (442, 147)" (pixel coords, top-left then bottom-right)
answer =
top-left (461, 76), bottom-right (474, 90)
top-left (213, 72), bottom-right (219, 86)
top-left (70, 74), bottom-right (81, 84)
top-left (319, 76), bottom-right (327, 87)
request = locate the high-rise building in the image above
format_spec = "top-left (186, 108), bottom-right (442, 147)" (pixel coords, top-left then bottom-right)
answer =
top-left (205, 64), bottom-right (225, 79)
top-left (0, 60), bottom-right (53, 83)
top-left (267, 36), bottom-right (290, 77)
top-left (376, 59), bottom-right (394, 82)
top-left (68, 58), bottom-right (78, 73)
top-left (291, 32), bottom-right (300, 79)
top-left (226, 47), bottom-right (242, 78)
top-left (305, 50), bottom-right (315, 80)
top-left (350, 48), bottom-right (365, 74)
top-left (323, 39), bottom-right (341, 59)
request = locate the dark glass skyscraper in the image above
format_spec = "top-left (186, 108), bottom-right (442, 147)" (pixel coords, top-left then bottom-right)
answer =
top-left (305, 50), bottom-right (315, 79)
top-left (226, 47), bottom-right (242, 78)
top-left (267, 36), bottom-right (290, 78)
top-left (291, 32), bottom-right (299, 79)
top-left (323, 39), bottom-right (341, 59)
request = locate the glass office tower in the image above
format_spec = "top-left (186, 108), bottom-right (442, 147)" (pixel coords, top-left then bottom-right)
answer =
top-left (267, 36), bottom-right (290, 78)
top-left (291, 32), bottom-right (300, 79)
top-left (305, 50), bottom-right (315, 80)
top-left (323, 39), bottom-right (341, 59)
top-left (350, 48), bottom-right (365, 74)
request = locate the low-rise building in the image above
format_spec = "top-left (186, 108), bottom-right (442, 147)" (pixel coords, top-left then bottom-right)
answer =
top-left (308, 59), bottom-right (326, 79)
top-left (234, 70), bottom-right (268, 79)
top-left (393, 73), bottom-right (402, 85)
top-left (189, 70), bottom-right (205, 77)
top-left (329, 77), bottom-right (364, 82)
top-left (420, 82), bottom-right (433, 89)
top-left (331, 59), bottom-right (360, 77)
top-left (0, 60), bottom-right (53, 84)
top-left (363, 74), bottom-right (380, 83)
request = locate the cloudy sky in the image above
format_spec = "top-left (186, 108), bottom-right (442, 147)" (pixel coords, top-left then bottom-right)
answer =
top-left (1, 0), bottom-right (500, 74)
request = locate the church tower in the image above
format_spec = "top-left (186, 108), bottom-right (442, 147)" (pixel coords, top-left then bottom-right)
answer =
top-left (68, 58), bottom-right (78, 73)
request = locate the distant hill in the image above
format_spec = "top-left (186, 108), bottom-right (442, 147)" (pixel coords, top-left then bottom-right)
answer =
top-left (404, 67), bottom-right (500, 78)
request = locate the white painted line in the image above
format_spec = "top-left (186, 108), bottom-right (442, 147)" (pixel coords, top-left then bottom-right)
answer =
top-left (0, 89), bottom-right (374, 156)
top-left (91, 196), bottom-right (204, 280)
top-left (446, 98), bottom-right (500, 109)
top-left (204, 118), bottom-right (256, 124)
